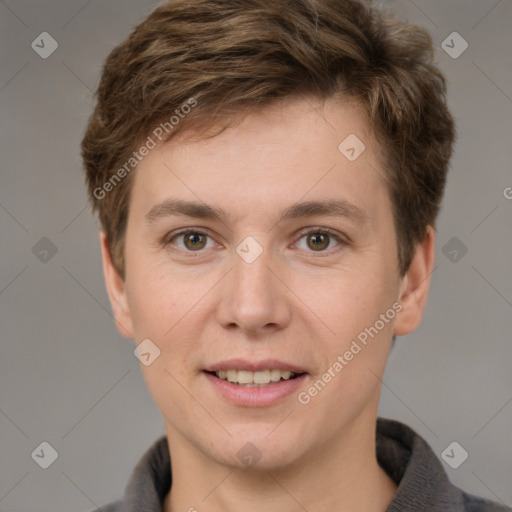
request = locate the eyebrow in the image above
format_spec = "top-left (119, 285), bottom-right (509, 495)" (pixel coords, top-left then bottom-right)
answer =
top-left (144, 197), bottom-right (368, 227)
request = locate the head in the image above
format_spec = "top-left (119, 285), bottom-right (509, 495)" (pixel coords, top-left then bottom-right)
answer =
top-left (82, 0), bottom-right (455, 470)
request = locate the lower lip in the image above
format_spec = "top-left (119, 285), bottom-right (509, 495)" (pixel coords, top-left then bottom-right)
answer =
top-left (203, 371), bottom-right (308, 407)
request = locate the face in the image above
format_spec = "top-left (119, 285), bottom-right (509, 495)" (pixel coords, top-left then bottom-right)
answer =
top-left (102, 96), bottom-right (434, 471)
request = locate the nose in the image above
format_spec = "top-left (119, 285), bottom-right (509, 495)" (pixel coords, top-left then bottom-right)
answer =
top-left (215, 241), bottom-right (292, 338)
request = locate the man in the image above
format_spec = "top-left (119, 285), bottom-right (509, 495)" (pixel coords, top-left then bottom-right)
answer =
top-left (81, 0), bottom-right (509, 511)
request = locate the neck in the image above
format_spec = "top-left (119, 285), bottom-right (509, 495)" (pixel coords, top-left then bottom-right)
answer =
top-left (163, 412), bottom-right (397, 512)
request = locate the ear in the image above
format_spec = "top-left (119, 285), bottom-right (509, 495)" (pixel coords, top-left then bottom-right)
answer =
top-left (393, 225), bottom-right (436, 336)
top-left (99, 231), bottom-right (134, 338)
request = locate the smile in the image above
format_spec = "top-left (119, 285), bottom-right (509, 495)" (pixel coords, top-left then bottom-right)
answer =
top-left (203, 370), bottom-right (308, 407)
top-left (209, 369), bottom-right (301, 386)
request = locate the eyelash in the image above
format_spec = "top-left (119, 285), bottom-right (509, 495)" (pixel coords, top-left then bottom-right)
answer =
top-left (163, 227), bottom-right (348, 258)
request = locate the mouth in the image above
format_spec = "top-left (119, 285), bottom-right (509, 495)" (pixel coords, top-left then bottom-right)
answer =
top-left (202, 360), bottom-right (309, 406)
top-left (204, 369), bottom-right (305, 387)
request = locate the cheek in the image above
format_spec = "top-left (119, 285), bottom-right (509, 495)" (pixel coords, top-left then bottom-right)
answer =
top-left (319, 261), bottom-right (397, 334)
top-left (125, 261), bottom-right (181, 341)
top-left (125, 258), bottom-right (210, 373)
top-left (309, 269), bottom-right (398, 409)
top-left (312, 257), bottom-right (399, 391)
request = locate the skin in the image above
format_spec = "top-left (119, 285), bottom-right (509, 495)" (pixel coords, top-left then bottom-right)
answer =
top-left (100, 95), bottom-right (435, 512)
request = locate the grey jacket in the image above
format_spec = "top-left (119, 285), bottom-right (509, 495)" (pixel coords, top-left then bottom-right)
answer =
top-left (95, 417), bottom-right (510, 512)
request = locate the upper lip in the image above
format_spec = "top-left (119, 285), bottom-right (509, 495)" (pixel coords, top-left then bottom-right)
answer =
top-left (204, 359), bottom-right (308, 373)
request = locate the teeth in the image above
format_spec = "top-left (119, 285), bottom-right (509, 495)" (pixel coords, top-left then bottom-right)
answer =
top-left (213, 369), bottom-right (298, 386)
top-left (269, 369), bottom-right (282, 382)
top-left (226, 369), bottom-right (237, 383)
top-left (237, 370), bottom-right (254, 384)
top-left (254, 370), bottom-right (270, 384)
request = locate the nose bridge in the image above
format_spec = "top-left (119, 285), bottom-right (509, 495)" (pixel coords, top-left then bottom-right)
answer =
top-left (217, 235), bottom-right (290, 335)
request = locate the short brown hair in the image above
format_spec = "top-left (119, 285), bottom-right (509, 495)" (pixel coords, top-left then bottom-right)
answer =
top-left (81, 0), bottom-right (456, 279)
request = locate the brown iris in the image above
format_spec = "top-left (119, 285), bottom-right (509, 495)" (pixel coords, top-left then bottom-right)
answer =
top-left (307, 232), bottom-right (329, 251)
top-left (184, 232), bottom-right (207, 250)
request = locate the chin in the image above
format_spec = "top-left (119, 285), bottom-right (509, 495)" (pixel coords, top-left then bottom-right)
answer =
top-left (208, 426), bottom-right (308, 471)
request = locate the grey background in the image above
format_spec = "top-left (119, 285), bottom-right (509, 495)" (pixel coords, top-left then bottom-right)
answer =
top-left (0, 0), bottom-right (511, 511)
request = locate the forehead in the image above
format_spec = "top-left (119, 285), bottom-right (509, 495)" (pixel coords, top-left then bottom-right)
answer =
top-left (129, 95), bottom-right (389, 226)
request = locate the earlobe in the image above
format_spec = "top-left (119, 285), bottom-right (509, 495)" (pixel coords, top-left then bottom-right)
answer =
top-left (99, 231), bottom-right (134, 338)
top-left (393, 226), bottom-right (436, 337)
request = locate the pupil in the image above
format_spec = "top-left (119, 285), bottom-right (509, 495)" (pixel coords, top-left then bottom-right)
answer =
top-left (187, 233), bottom-right (204, 249)
top-left (310, 233), bottom-right (327, 250)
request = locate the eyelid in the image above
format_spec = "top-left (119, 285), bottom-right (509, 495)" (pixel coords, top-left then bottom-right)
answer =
top-left (162, 227), bottom-right (213, 250)
top-left (293, 226), bottom-right (348, 253)
top-left (163, 226), bottom-right (349, 255)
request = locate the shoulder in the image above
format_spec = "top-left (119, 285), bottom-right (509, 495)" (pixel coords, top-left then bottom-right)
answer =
top-left (85, 435), bottom-right (170, 512)
top-left (461, 491), bottom-right (511, 512)
top-left (376, 417), bottom-right (511, 512)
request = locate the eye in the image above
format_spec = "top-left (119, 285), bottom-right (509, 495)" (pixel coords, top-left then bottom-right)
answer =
top-left (164, 229), bottom-right (215, 254)
top-left (163, 227), bottom-right (347, 256)
top-left (294, 228), bottom-right (346, 253)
